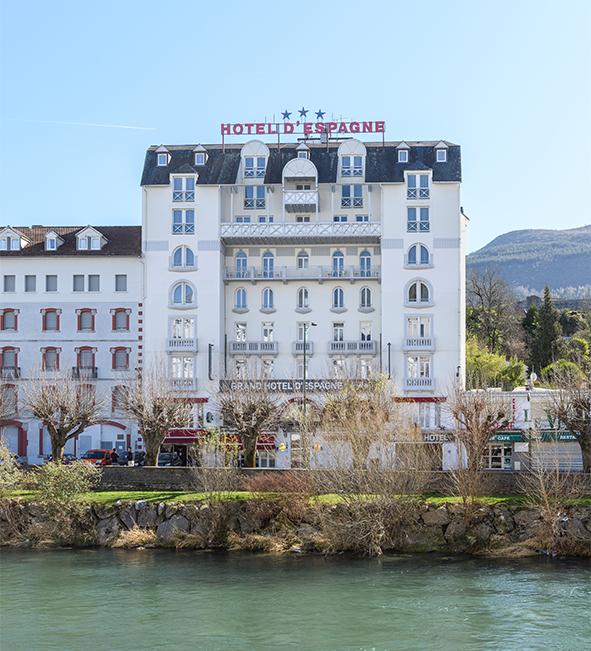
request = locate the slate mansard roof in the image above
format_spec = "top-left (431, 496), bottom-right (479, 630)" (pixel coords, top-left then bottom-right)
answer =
top-left (0, 225), bottom-right (142, 257)
top-left (140, 141), bottom-right (462, 186)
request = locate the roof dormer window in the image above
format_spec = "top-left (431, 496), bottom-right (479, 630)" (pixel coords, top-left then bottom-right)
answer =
top-left (46, 237), bottom-right (57, 251)
top-left (398, 150), bottom-right (409, 163)
top-left (341, 156), bottom-right (363, 177)
top-left (298, 151), bottom-right (308, 159)
top-left (77, 235), bottom-right (102, 251)
top-left (157, 152), bottom-right (168, 166)
top-left (195, 152), bottom-right (206, 165)
top-left (436, 149), bottom-right (447, 162)
top-left (245, 156), bottom-right (266, 178)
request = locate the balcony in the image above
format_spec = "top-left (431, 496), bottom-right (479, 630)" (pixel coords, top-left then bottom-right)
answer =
top-left (340, 197), bottom-right (364, 209)
top-left (405, 377), bottom-right (434, 390)
top-left (229, 341), bottom-right (279, 355)
top-left (172, 191), bottom-right (195, 202)
top-left (284, 190), bottom-right (318, 213)
top-left (171, 378), bottom-right (197, 391)
top-left (72, 366), bottom-right (98, 379)
top-left (407, 188), bottom-right (430, 200)
top-left (0, 366), bottom-right (20, 380)
top-left (404, 337), bottom-right (434, 350)
top-left (167, 337), bottom-right (198, 352)
top-left (220, 221), bottom-right (381, 244)
top-left (224, 265), bottom-right (381, 283)
top-left (407, 221), bottom-right (430, 233)
top-left (328, 341), bottom-right (377, 355)
top-left (292, 341), bottom-right (314, 355)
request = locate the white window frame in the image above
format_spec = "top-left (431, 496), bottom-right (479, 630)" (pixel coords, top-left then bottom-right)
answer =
top-left (157, 153), bottom-right (168, 166)
top-left (436, 149), bottom-right (447, 163)
top-left (398, 149), bottom-right (409, 163)
top-left (194, 152), bottom-right (206, 165)
top-left (172, 209), bottom-right (195, 234)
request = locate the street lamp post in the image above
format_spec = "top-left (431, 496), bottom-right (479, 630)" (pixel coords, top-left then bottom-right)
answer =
top-left (302, 322), bottom-right (317, 420)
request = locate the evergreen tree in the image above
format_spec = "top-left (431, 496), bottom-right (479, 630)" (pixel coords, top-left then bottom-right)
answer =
top-left (522, 304), bottom-right (538, 360)
top-left (530, 286), bottom-right (562, 373)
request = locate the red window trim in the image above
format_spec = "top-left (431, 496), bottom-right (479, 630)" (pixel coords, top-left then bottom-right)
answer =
top-left (41, 308), bottom-right (61, 332)
top-left (111, 308), bottom-right (131, 332)
top-left (110, 347), bottom-right (130, 370)
top-left (75, 346), bottom-right (96, 368)
top-left (41, 346), bottom-right (61, 371)
top-left (77, 308), bottom-right (96, 332)
top-left (0, 308), bottom-right (18, 332)
top-left (0, 347), bottom-right (19, 368)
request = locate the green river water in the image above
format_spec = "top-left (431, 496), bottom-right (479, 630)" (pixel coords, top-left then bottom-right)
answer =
top-left (0, 550), bottom-right (589, 651)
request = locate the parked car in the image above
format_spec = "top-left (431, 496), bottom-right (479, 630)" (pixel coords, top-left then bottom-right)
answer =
top-left (157, 452), bottom-right (183, 467)
top-left (80, 449), bottom-right (112, 466)
top-left (63, 453), bottom-right (78, 465)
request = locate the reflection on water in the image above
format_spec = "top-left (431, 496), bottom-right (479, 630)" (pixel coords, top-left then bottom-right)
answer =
top-left (1, 550), bottom-right (590, 651)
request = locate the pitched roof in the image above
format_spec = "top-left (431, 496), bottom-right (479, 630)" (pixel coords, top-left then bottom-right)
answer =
top-left (0, 225), bottom-right (141, 257)
top-left (141, 141), bottom-right (461, 186)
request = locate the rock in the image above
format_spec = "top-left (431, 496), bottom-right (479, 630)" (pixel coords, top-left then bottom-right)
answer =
top-left (137, 504), bottom-right (158, 528)
top-left (157, 502), bottom-right (167, 517)
top-left (289, 545), bottom-right (303, 554)
top-left (135, 500), bottom-right (147, 510)
top-left (94, 504), bottom-right (119, 519)
top-left (156, 515), bottom-right (190, 542)
top-left (403, 525), bottom-right (447, 552)
top-left (97, 515), bottom-right (121, 545)
top-left (444, 519), bottom-right (466, 543)
top-left (119, 506), bottom-right (137, 530)
top-left (421, 507), bottom-right (450, 527)
top-left (493, 507), bottom-right (515, 533)
top-left (471, 523), bottom-right (493, 544)
top-left (514, 509), bottom-right (541, 527)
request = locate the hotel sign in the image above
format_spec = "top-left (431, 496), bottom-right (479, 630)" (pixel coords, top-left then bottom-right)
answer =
top-left (219, 379), bottom-right (369, 393)
top-left (220, 120), bottom-right (385, 136)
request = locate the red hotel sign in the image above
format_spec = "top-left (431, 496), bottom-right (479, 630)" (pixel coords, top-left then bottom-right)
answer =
top-left (221, 120), bottom-right (385, 136)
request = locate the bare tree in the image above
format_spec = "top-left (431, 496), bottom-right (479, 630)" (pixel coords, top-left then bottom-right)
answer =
top-left (24, 371), bottom-right (103, 461)
top-left (216, 381), bottom-right (280, 468)
top-left (122, 366), bottom-right (192, 466)
top-left (545, 372), bottom-right (591, 473)
top-left (0, 384), bottom-right (15, 421)
top-left (447, 387), bottom-right (510, 505)
top-left (322, 376), bottom-right (393, 471)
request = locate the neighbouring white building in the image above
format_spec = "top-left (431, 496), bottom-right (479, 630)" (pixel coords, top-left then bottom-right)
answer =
top-left (1, 132), bottom-right (470, 467)
top-left (0, 225), bottom-right (142, 462)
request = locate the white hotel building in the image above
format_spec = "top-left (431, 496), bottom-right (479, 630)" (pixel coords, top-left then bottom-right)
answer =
top-left (1, 135), bottom-right (465, 465)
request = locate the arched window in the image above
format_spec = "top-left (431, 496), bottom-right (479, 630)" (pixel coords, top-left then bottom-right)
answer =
top-left (360, 287), bottom-right (372, 308)
top-left (172, 281), bottom-right (195, 306)
top-left (407, 281), bottom-right (431, 304)
top-left (172, 246), bottom-right (195, 268)
top-left (262, 287), bottom-right (274, 309)
top-left (332, 287), bottom-right (344, 309)
top-left (332, 250), bottom-right (344, 277)
top-left (297, 250), bottom-right (309, 270)
top-left (359, 250), bottom-right (372, 277)
top-left (235, 287), bottom-right (247, 309)
top-left (408, 244), bottom-right (429, 266)
top-left (235, 250), bottom-right (248, 278)
top-left (262, 251), bottom-right (274, 278)
top-left (297, 287), bottom-right (309, 309)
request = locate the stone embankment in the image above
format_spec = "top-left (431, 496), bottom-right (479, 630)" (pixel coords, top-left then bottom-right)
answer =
top-left (2, 498), bottom-right (590, 557)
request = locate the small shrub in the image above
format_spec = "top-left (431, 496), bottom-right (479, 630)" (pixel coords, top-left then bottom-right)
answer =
top-left (112, 527), bottom-right (158, 549)
top-left (0, 437), bottom-right (23, 496)
top-left (32, 461), bottom-right (101, 506)
top-left (243, 471), bottom-right (314, 495)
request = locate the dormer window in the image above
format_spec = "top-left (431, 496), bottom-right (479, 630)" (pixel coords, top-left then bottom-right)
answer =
top-left (298, 151), bottom-right (308, 159)
top-left (342, 156), bottom-right (363, 177)
top-left (157, 152), bottom-right (168, 166)
top-left (398, 150), bottom-right (409, 163)
top-left (0, 236), bottom-right (20, 251)
top-left (46, 238), bottom-right (57, 250)
top-left (195, 152), bottom-right (206, 165)
top-left (77, 234), bottom-right (103, 251)
top-left (436, 149), bottom-right (447, 162)
top-left (245, 157), bottom-right (266, 178)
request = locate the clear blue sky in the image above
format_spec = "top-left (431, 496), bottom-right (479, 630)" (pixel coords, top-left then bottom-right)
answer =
top-left (1, 0), bottom-right (589, 252)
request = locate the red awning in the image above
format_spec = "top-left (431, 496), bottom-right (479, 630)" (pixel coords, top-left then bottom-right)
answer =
top-left (163, 428), bottom-right (206, 445)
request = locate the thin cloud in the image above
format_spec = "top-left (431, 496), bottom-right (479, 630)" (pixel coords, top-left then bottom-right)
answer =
top-left (23, 119), bottom-right (156, 131)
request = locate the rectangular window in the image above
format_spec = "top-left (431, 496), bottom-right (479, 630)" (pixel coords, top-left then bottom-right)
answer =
top-left (244, 185), bottom-right (265, 209)
top-left (360, 321), bottom-right (372, 341)
top-left (235, 215), bottom-right (251, 223)
top-left (113, 349), bottom-right (129, 370)
top-left (25, 275), bottom-right (36, 292)
top-left (296, 215), bottom-right (310, 223)
top-left (78, 237), bottom-right (88, 250)
top-left (297, 322), bottom-right (307, 342)
top-left (333, 322), bottom-right (344, 342)
top-left (195, 152), bottom-right (206, 165)
top-left (171, 318), bottom-right (194, 339)
top-left (115, 274), bottom-right (127, 292)
top-left (235, 359), bottom-right (246, 378)
top-left (90, 238), bottom-right (101, 250)
top-left (3, 275), bottom-right (15, 292)
top-left (341, 185), bottom-right (363, 208)
top-left (262, 322), bottom-right (274, 342)
top-left (43, 349), bottom-right (59, 371)
top-left (356, 214), bottom-right (369, 222)
top-left (171, 356), bottom-right (194, 379)
top-left (333, 215), bottom-right (348, 223)
top-left (172, 209), bottom-right (195, 234)
top-left (113, 310), bottom-right (129, 331)
top-left (244, 157), bottom-right (265, 178)
top-left (73, 275), bottom-right (84, 292)
top-left (173, 177), bottom-right (195, 202)
top-left (46, 238), bottom-right (57, 250)
top-left (407, 174), bottom-right (430, 199)
top-left (407, 207), bottom-right (430, 232)
top-left (436, 149), bottom-right (447, 162)
top-left (407, 355), bottom-right (432, 379)
top-left (262, 359), bottom-right (273, 379)
top-left (43, 311), bottom-right (59, 331)
top-left (88, 275), bottom-right (100, 292)
top-left (341, 156), bottom-right (363, 177)
top-left (236, 322), bottom-right (247, 342)
top-left (45, 275), bottom-right (57, 292)
top-left (407, 316), bottom-right (431, 338)
top-left (157, 152), bottom-right (168, 166)
top-left (258, 215), bottom-right (273, 223)
top-left (398, 149), bottom-right (408, 163)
